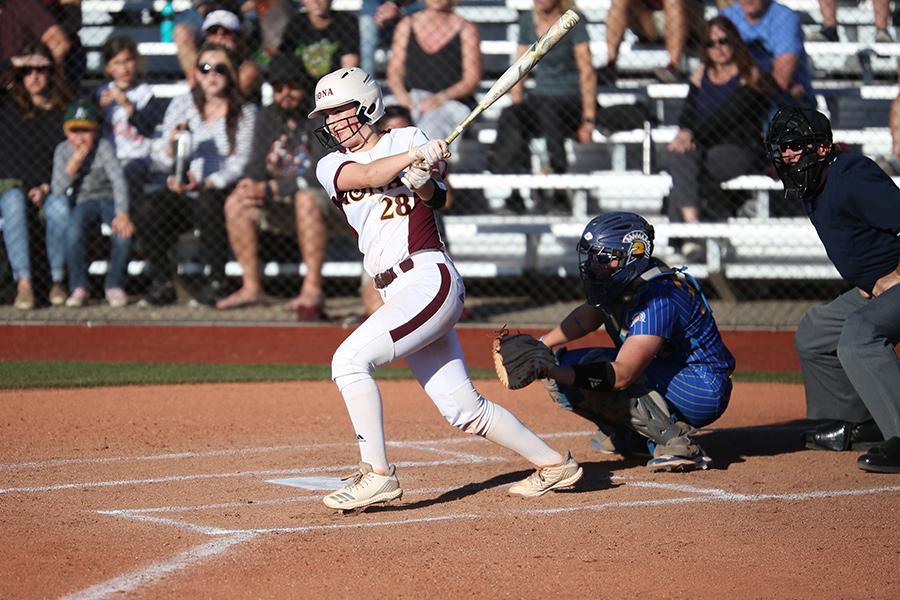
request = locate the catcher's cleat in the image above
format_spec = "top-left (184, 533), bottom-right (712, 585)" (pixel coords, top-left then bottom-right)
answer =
top-left (508, 452), bottom-right (583, 498)
top-left (324, 463), bottom-right (403, 513)
top-left (646, 454), bottom-right (712, 472)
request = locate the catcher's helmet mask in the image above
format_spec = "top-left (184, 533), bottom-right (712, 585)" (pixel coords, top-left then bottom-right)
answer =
top-left (309, 68), bottom-right (385, 149)
top-left (765, 106), bottom-right (836, 201)
top-left (578, 212), bottom-right (655, 307)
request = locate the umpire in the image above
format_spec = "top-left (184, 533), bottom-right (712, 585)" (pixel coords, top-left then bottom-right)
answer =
top-left (766, 107), bottom-right (900, 473)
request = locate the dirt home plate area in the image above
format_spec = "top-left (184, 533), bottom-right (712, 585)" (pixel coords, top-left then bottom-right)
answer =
top-left (1, 327), bottom-right (899, 598)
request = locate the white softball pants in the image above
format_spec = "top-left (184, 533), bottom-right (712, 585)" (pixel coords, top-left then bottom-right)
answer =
top-left (331, 251), bottom-right (563, 473)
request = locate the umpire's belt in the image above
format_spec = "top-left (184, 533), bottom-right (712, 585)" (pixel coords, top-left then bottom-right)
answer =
top-left (374, 258), bottom-right (415, 289)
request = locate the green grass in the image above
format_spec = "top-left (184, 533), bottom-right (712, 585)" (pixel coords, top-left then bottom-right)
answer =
top-left (0, 360), bottom-right (802, 390)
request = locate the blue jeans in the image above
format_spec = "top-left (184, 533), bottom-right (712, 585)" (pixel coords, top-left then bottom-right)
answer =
top-left (43, 193), bottom-right (70, 283)
top-left (0, 187), bottom-right (31, 281)
top-left (47, 195), bottom-right (132, 290)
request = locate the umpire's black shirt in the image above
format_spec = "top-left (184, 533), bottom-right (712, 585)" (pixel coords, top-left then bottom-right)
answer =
top-left (804, 153), bottom-right (900, 294)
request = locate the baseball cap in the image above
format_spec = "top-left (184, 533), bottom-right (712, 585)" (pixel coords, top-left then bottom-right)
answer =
top-left (267, 53), bottom-right (311, 87)
top-left (202, 10), bottom-right (241, 33)
top-left (64, 99), bottom-right (101, 130)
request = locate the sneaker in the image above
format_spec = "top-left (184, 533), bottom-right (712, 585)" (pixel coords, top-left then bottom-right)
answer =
top-left (323, 463), bottom-right (403, 512)
top-left (105, 288), bottom-right (128, 308)
top-left (49, 283), bottom-right (67, 306)
top-left (508, 452), bottom-right (583, 498)
top-left (14, 284), bottom-right (34, 310)
top-left (647, 453), bottom-right (712, 472)
top-left (808, 26), bottom-right (839, 42)
top-left (65, 287), bottom-right (88, 308)
top-left (875, 28), bottom-right (894, 43)
top-left (139, 280), bottom-right (177, 307)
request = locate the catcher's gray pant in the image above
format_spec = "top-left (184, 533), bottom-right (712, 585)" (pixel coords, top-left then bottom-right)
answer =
top-left (794, 285), bottom-right (900, 438)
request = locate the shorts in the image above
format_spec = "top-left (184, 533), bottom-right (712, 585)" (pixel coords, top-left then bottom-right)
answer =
top-left (257, 187), bottom-right (331, 237)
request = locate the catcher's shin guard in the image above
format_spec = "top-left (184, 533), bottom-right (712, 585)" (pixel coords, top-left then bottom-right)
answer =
top-left (629, 391), bottom-right (709, 467)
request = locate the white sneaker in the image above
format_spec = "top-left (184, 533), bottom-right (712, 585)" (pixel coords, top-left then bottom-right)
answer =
top-left (323, 463), bottom-right (403, 512)
top-left (508, 452), bottom-right (583, 498)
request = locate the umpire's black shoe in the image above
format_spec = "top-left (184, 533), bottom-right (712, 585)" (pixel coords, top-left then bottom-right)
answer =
top-left (804, 419), bottom-right (883, 452)
top-left (857, 436), bottom-right (900, 473)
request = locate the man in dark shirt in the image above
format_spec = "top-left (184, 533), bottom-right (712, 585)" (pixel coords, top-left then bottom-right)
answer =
top-left (215, 52), bottom-right (328, 320)
top-left (278, 0), bottom-right (360, 100)
top-left (766, 107), bottom-right (900, 472)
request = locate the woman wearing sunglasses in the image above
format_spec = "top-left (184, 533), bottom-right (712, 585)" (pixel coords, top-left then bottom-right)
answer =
top-left (666, 16), bottom-right (772, 232)
top-left (0, 42), bottom-right (68, 310)
top-left (138, 42), bottom-right (257, 307)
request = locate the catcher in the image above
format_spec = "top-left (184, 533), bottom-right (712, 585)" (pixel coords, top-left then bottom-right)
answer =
top-left (494, 211), bottom-right (736, 471)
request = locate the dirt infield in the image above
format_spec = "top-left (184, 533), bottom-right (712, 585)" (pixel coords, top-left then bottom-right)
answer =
top-left (2, 379), bottom-right (899, 599)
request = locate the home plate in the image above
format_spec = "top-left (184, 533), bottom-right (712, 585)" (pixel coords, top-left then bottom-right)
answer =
top-left (267, 476), bottom-right (345, 490)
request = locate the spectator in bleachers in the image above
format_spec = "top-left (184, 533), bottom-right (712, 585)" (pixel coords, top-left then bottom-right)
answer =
top-left (0, 43), bottom-right (67, 310)
top-left (255, 0), bottom-right (296, 62)
top-left (279, 0), bottom-right (360, 100)
top-left (43, 0), bottom-right (86, 95)
top-left (137, 43), bottom-right (257, 307)
top-left (44, 99), bottom-right (134, 308)
top-left (385, 0), bottom-right (481, 140)
top-left (721, 0), bottom-right (814, 108)
top-left (95, 36), bottom-right (166, 216)
top-left (488, 0), bottom-right (596, 215)
top-left (666, 16), bottom-right (771, 225)
top-left (175, 7), bottom-right (263, 101)
top-left (808, 0), bottom-right (893, 43)
top-left (599, 0), bottom-right (705, 84)
top-left (0, 0), bottom-right (71, 90)
top-left (365, 0), bottom-right (419, 74)
top-left (215, 53), bottom-right (327, 317)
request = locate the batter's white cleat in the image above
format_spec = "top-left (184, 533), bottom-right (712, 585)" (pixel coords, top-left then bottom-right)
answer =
top-left (508, 452), bottom-right (583, 498)
top-left (323, 462), bottom-right (403, 512)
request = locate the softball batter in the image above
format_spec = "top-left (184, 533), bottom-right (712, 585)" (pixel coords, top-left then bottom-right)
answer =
top-left (310, 67), bottom-right (582, 512)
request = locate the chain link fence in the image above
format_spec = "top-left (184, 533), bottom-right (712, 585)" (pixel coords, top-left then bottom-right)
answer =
top-left (0, 0), bottom-right (896, 325)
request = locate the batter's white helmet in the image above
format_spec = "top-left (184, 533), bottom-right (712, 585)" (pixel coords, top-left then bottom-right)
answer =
top-left (307, 67), bottom-right (385, 124)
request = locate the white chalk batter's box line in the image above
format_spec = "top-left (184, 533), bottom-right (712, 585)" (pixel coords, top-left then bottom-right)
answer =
top-left (0, 424), bottom-right (807, 472)
top-left (0, 431), bottom-right (594, 495)
top-left (46, 425), bottom-right (898, 600)
top-left (63, 482), bottom-right (900, 600)
top-left (94, 478), bottom-right (900, 538)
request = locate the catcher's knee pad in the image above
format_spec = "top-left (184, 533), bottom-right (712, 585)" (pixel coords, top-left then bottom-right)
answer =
top-left (331, 331), bottom-right (394, 391)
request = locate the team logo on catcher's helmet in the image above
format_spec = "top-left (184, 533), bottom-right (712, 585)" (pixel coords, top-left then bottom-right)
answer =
top-left (577, 212), bottom-right (655, 307)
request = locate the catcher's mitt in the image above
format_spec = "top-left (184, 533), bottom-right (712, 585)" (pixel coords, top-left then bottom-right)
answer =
top-left (492, 329), bottom-right (557, 390)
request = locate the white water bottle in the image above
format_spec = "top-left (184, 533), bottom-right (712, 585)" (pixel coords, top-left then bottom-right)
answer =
top-left (173, 129), bottom-right (193, 185)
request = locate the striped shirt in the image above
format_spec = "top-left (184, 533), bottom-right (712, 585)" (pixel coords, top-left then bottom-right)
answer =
top-left (152, 92), bottom-right (257, 189)
top-left (622, 275), bottom-right (736, 425)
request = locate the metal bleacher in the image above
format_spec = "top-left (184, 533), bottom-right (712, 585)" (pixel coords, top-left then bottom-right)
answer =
top-left (72, 0), bottom-right (899, 292)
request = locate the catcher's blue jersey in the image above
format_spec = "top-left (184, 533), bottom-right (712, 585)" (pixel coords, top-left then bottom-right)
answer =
top-left (626, 275), bottom-right (734, 425)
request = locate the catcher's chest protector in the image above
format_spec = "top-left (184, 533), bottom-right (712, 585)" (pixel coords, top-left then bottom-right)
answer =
top-left (602, 263), bottom-right (712, 350)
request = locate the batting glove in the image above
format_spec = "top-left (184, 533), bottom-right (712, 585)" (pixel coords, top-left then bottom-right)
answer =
top-left (409, 139), bottom-right (449, 167)
top-left (401, 163), bottom-right (431, 190)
